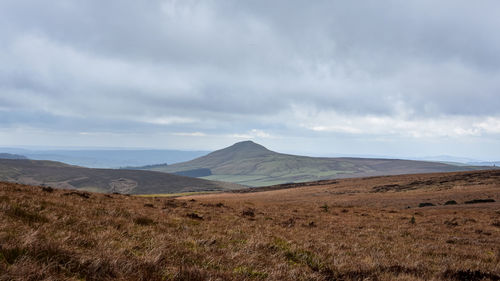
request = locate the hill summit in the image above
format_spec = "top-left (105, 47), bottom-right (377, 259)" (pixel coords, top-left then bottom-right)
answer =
top-left (204, 141), bottom-right (275, 160)
top-left (142, 141), bottom-right (484, 187)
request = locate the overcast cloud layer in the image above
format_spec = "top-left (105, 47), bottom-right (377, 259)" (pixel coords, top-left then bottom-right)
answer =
top-left (1, 0), bottom-right (499, 159)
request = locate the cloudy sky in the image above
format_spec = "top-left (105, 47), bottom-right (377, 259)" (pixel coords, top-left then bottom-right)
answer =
top-left (1, 0), bottom-right (499, 160)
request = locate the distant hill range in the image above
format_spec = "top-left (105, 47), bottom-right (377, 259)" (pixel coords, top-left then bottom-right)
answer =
top-left (138, 141), bottom-right (493, 187)
top-left (467, 161), bottom-right (500, 167)
top-left (0, 148), bottom-right (208, 168)
top-left (0, 153), bottom-right (27, 160)
top-left (0, 159), bottom-right (241, 194)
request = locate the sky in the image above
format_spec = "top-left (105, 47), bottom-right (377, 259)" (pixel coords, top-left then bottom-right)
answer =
top-left (1, 0), bottom-right (499, 160)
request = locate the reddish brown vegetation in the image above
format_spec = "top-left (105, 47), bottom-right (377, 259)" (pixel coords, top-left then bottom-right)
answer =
top-left (1, 170), bottom-right (499, 280)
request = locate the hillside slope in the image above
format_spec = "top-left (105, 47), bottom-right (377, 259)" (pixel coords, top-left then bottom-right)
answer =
top-left (1, 170), bottom-right (498, 280)
top-left (143, 141), bottom-right (485, 186)
top-left (0, 159), bottom-right (241, 194)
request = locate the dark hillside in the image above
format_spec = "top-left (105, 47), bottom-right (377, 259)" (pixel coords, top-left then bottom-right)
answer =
top-left (0, 159), bottom-right (241, 194)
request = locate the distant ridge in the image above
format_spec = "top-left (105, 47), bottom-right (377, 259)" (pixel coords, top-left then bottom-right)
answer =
top-left (0, 159), bottom-right (242, 194)
top-left (142, 141), bottom-right (491, 187)
top-left (0, 148), bottom-right (208, 168)
top-left (0, 153), bottom-right (27, 160)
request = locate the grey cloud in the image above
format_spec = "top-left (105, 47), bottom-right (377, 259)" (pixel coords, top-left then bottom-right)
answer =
top-left (1, 0), bottom-right (500, 154)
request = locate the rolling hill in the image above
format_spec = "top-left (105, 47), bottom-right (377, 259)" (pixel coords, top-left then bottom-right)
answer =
top-left (0, 159), bottom-right (241, 194)
top-left (140, 141), bottom-right (488, 186)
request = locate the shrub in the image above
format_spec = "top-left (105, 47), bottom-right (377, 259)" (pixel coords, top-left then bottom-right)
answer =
top-left (134, 217), bottom-right (155, 226)
top-left (409, 216), bottom-right (416, 224)
top-left (418, 202), bottom-right (435, 207)
top-left (241, 208), bottom-right (255, 217)
top-left (186, 213), bottom-right (203, 220)
top-left (464, 199), bottom-right (495, 204)
top-left (41, 186), bottom-right (54, 193)
top-left (63, 191), bottom-right (90, 199)
top-left (320, 204), bottom-right (329, 212)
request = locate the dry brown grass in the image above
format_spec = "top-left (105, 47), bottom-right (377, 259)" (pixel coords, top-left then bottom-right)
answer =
top-left (1, 170), bottom-right (499, 280)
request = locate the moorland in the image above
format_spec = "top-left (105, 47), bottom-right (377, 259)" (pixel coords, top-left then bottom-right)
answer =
top-left (1, 169), bottom-right (498, 280)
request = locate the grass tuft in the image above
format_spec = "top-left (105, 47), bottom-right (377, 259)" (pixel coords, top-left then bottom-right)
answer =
top-left (233, 266), bottom-right (268, 279)
top-left (5, 205), bottom-right (48, 224)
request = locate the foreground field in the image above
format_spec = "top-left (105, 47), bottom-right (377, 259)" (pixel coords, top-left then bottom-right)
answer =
top-left (1, 170), bottom-right (499, 280)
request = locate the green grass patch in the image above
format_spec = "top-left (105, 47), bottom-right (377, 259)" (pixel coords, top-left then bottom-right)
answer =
top-left (271, 237), bottom-right (324, 272)
top-left (233, 266), bottom-right (268, 279)
top-left (201, 170), bottom-right (350, 187)
top-left (135, 191), bottom-right (219, 197)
